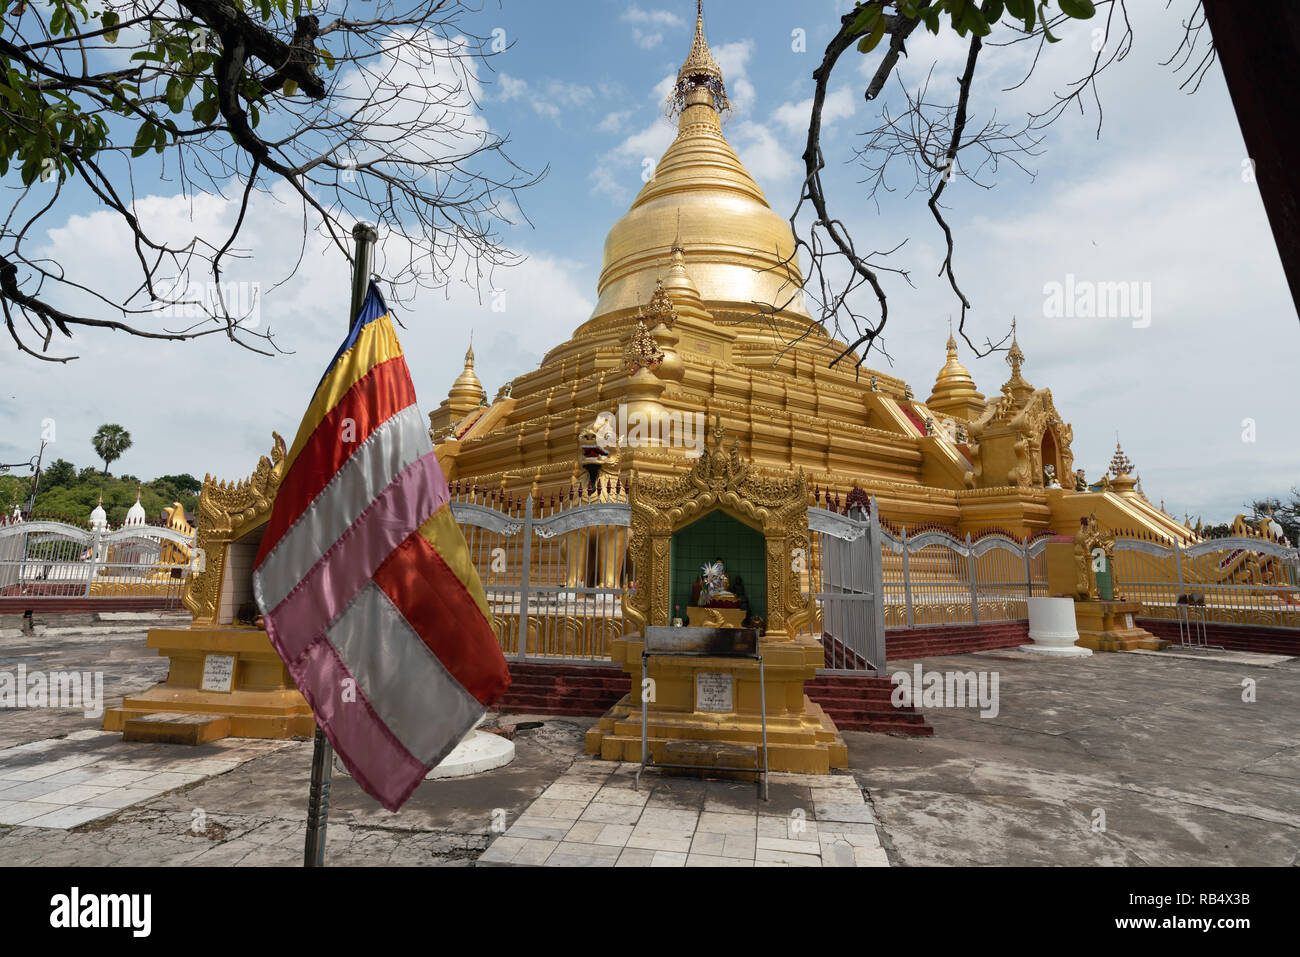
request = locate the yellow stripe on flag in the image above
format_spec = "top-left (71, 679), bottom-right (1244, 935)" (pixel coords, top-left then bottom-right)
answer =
top-left (417, 503), bottom-right (493, 628)
top-left (284, 316), bottom-right (404, 474)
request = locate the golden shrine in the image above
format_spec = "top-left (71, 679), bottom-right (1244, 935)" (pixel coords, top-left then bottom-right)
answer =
top-left (102, 434), bottom-right (315, 743)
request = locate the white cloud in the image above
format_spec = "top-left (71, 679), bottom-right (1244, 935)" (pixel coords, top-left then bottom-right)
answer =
top-left (493, 73), bottom-right (594, 120)
top-left (621, 5), bottom-right (685, 50)
top-left (597, 109), bottom-right (633, 133)
top-left (1, 185), bottom-right (592, 487)
top-left (773, 87), bottom-right (857, 135)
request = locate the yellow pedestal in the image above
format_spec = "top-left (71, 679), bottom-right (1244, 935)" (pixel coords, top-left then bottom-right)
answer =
top-left (103, 626), bottom-right (314, 741)
top-left (1073, 601), bottom-right (1167, 652)
top-left (585, 632), bottom-right (847, 774)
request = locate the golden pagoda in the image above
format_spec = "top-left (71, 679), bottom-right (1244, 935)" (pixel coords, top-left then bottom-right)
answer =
top-left (430, 3), bottom-right (1190, 544)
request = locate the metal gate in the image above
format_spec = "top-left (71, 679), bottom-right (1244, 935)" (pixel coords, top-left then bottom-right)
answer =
top-left (808, 501), bottom-right (886, 674)
top-left (449, 485), bottom-right (633, 661)
top-left (0, 518), bottom-right (195, 609)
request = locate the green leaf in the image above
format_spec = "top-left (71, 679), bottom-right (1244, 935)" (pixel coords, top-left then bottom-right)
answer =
top-left (1057, 0), bottom-right (1096, 18)
top-left (282, 79), bottom-right (298, 96)
top-left (849, 3), bottom-right (882, 35)
top-left (857, 14), bottom-right (887, 53)
top-left (102, 10), bottom-right (120, 43)
top-left (131, 122), bottom-right (155, 158)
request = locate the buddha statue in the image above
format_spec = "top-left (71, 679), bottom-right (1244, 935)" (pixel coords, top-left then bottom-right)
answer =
top-left (691, 557), bottom-right (744, 609)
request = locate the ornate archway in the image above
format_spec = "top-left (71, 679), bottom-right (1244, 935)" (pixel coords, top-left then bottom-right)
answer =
top-left (623, 417), bottom-right (810, 638)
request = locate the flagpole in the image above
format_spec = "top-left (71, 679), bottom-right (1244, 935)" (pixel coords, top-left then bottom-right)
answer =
top-left (303, 220), bottom-right (378, 868)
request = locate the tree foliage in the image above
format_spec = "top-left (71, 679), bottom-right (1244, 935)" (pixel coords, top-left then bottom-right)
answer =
top-left (1, 0), bottom-right (540, 360)
top-left (0, 458), bottom-right (199, 522)
top-left (771, 0), bottom-right (1212, 370)
top-left (91, 421), bottom-right (132, 472)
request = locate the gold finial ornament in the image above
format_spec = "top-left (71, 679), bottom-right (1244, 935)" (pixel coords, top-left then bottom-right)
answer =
top-left (928, 326), bottom-right (985, 421)
top-left (643, 278), bottom-right (678, 329)
top-left (623, 317), bottom-right (665, 374)
top-left (1108, 439), bottom-right (1135, 478)
top-left (668, 1), bottom-right (729, 116)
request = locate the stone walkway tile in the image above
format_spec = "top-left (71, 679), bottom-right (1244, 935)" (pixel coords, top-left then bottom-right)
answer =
top-left (513, 839), bottom-right (561, 865)
top-left (616, 847), bottom-right (656, 866)
top-left (518, 809), bottom-right (580, 828)
top-left (594, 786), bottom-right (650, 807)
top-left (0, 800), bottom-right (54, 824)
top-left (594, 823), bottom-right (634, 846)
top-left (478, 836), bottom-right (526, 864)
top-left (548, 842), bottom-right (622, 864)
top-left (132, 770), bottom-right (204, 792)
top-left (636, 807), bottom-right (698, 830)
top-left (84, 786), bottom-right (167, 810)
top-left (20, 805), bottom-right (115, 829)
top-left (528, 797), bottom-right (588, 819)
top-left (755, 846), bottom-right (822, 866)
top-left (755, 860), bottom-right (789, 867)
top-left (820, 841), bottom-right (858, 867)
top-left (757, 816), bottom-right (819, 841)
top-left (545, 854), bottom-right (617, 867)
top-left (541, 782), bottom-right (603, 803)
top-left (36, 768), bottom-right (102, 787)
top-left (690, 831), bottom-right (727, 856)
top-left (564, 821), bottom-right (606, 843)
top-left (721, 834), bottom-right (756, 859)
top-left (0, 763), bottom-right (65, 783)
top-left (505, 822), bottom-right (571, 841)
top-left (651, 850), bottom-right (688, 866)
top-left (30, 784), bottom-right (114, 805)
top-left (814, 801), bottom-right (875, 825)
top-left (0, 779), bottom-right (65, 801)
top-left (626, 829), bottom-right (693, 853)
top-left (578, 801), bottom-right (642, 825)
top-left (686, 853), bottom-right (753, 867)
top-left (818, 825), bottom-right (880, 847)
top-left (78, 769), bottom-right (157, 788)
top-left (696, 811), bottom-right (757, 836)
top-left (758, 835), bottom-right (825, 855)
top-left (852, 845), bottom-right (890, 867)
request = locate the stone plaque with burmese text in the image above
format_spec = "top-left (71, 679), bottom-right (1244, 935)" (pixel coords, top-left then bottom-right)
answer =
top-left (695, 672), bottom-right (733, 713)
top-left (201, 654), bottom-right (236, 694)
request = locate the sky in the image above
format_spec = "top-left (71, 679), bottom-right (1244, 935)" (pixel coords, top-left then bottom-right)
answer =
top-left (1, 0), bottom-right (1296, 526)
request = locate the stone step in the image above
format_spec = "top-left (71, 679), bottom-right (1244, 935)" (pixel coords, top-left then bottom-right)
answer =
top-left (122, 711), bottom-right (231, 745)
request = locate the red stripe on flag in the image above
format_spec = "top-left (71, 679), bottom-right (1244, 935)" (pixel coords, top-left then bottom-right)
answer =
top-left (371, 531), bottom-right (510, 706)
top-left (256, 355), bottom-right (416, 566)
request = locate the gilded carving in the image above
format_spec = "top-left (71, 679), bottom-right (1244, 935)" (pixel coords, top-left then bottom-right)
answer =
top-left (182, 433), bottom-right (288, 625)
top-left (624, 417), bottom-right (810, 638)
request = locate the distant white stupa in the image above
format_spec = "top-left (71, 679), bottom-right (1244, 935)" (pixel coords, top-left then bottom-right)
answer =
top-left (89, 495), bottom-right (108, 531)
top-left (124, 490), bottom-right (146, 527)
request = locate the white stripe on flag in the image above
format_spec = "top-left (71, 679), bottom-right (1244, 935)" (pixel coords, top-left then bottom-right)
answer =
top-left (326, 581), bottom-right (484, 766)
top-left (256, 405), bottom-right (431, 611)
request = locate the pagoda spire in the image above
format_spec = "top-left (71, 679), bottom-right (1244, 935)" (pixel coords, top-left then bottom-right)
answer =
top-left (1108, 436), bottom-right (1135, 477)
top-left (668, 1), bottom-right (729, 116)
top-left (1000, 316), bottom-right (1034, 407)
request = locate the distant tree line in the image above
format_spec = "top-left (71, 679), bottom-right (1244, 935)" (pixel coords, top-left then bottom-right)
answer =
top-left (0, 460), bottom-right (201, 526)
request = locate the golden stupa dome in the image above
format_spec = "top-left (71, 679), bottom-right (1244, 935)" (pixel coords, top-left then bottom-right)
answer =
top-left (586, 5), bottom-right (810, 329)
top-left (927, 331), bottom-right (986, 420)
top-left (449, 342), bottom-right (484, 406)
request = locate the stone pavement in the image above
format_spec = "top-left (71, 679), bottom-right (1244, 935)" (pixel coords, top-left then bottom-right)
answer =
top-left (0, 729), bottom-right (290, 829)
top-left (3, 616), bottom-right (1298, 866)
top-left (479, 757), bottom-right (888, 867)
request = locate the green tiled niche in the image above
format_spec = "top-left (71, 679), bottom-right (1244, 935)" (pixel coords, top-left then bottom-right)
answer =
top-left (669, 509), bottom-right (766, 622)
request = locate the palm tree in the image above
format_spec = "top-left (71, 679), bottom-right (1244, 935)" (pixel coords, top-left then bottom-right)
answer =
top-left (92, 424), bottom-right (132, 476)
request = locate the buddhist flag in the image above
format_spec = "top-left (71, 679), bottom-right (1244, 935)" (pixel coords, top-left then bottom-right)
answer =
top-left (252, 283), bottom-right (509, 811)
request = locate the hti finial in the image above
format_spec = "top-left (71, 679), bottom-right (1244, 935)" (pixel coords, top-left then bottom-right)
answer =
top-left (668, 0), bottom-right (728, 116)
